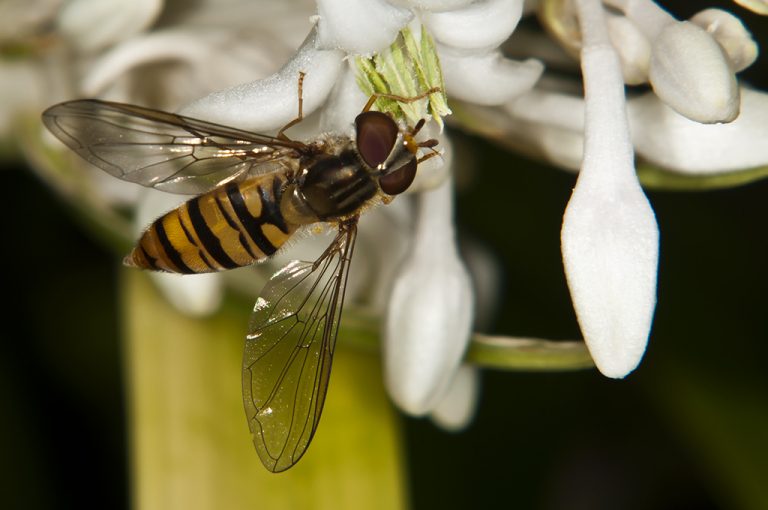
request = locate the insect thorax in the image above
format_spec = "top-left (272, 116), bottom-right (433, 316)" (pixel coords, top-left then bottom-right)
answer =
top-left (292, 140), bottom-right (379, 222)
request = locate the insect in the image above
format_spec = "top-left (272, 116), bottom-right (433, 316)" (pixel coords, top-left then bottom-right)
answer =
top-left (42, 78), bottom-right (440, 472)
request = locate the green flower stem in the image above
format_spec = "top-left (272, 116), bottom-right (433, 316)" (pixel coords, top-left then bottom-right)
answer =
top-left (636, 162), bottom-right (768, 191)
top-left (466, 334), bottom-right (594, 371)
top-left (337, 309), bottom-right (593, 371)
top-left (122, 269), bottom-right (408, 510)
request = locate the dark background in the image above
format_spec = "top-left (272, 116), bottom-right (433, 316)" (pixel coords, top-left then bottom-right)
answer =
top-left (2, 1), bottom-right (767, 509)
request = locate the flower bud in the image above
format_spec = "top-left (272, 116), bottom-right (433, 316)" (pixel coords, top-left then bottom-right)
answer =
top-left (565, 0), bottom-right (659, 378)
top-left (384, 181), bottom-right (473, 414)
top-left (690, 9), bottom-right (758, 73)
top-left (649, 21), bottom-right (739, 123)
top-left (430, 365), bottom-right (479, 431)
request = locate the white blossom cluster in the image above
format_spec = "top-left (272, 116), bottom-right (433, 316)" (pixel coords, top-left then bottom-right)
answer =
top-left (4, 0), bottom-right (768, 430)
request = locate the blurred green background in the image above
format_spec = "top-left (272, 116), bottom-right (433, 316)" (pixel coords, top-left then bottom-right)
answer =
top-left (2, 1), bottom-right (768, 509)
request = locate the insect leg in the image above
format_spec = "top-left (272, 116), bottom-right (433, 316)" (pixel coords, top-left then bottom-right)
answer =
top-left (361, 86), bottom-right (443, 113)
top-left (402, 117), bottom-right (439, 158)
top-left (276, 71), bottom-right (307, 141)
top-left (416, 150), bottom-right (441, 164)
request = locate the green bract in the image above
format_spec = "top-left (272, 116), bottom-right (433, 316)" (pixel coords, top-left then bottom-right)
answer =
top-left (355, 25), bottom-right (451, 129)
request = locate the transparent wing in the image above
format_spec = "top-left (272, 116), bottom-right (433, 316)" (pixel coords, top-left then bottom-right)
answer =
top-left (42, 99), bottom-right (307, 194)
top-left (242, 221), bottom-right (357, 472)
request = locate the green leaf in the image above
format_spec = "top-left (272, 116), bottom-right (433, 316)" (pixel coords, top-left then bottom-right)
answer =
top-left (123, 270), bottom-right (408, 510)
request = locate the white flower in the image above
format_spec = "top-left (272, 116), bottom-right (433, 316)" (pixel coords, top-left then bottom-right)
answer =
top-left (429, 364), bottom-right (480, 431)
top-left (648, 20), bottom-right (739, 123)
top-left (384, 176), bottom-right (474, 414)
top-left (21, 0), bottom-right (511, 422)
top-left (689, 9), bottom-right (758, 73)
top-left (163, 0), bottom-right (528, 421)
top-left (562, 0), bottom-right (658, 379)
top-left (451, 0), bottom-right (768, 378)
top-left (630, 87), bottom-right (768, 173)
top-left (19, 0), bottom-right (768, 422)
top-left (556, 0), bottom-right (767, 377)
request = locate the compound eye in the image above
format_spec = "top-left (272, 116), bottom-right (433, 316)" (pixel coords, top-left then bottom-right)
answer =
top-left (355, 111), bottom-right (398, 169)
top-left (379, 156), bottom-right (417, 195)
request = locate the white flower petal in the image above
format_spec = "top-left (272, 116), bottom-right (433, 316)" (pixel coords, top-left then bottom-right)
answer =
top-left (603, 0), bottom-right (675, 39)
top-left (179, 28), bottom-right (344, 132)
top-left (316, 0), bottom-right (412, 54)
top-left (439, 47), bottom-right (543, 105)
top-left (563, 0), bottom-right (659, 378)
top-left (502, 90), bottom-right (585, 170)
top-left (81, 30), bottom-right (226, 97)
top-left (649, 21), bottom-right (739, 123)
top-left (150, 272), bottom-right (224, 317)
top-left (384, 179), bottom-right (473, 415)
top-left (606, 13), bottom-right (650, 85)
top-left (353, 199), bottom-right (413, 310)
top-left (690, 8), bottom-right (758, 73)
top-left (429, 365), bottom-right (480, 431)
top-left (421, 0), bottom-right (523, 52)
top-left (400, 0), bottom-right (475, 11)
top-left (82, 20), bottom-right (304, 108)
top-left (629, 87), bottom-right (768, 173)
top-left (57, 0), bottom-right (162, 52)
top-left (319, 61), bottom-right (369, 133)
top-left (733, 0), bottom-right (768, 15)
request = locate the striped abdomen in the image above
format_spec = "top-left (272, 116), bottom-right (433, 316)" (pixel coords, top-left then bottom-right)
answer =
top-left (127, 175), bottom-right (297, 274)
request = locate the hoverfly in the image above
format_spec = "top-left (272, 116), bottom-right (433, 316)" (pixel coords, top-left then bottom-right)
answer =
top-left (42, 76), bottom-right (440, 472)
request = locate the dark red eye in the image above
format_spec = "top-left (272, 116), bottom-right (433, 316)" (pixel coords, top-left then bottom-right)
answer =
top-left (355, 111), bottom-right (398, 169)
top-left (379, 156), bottom-right (417, 195)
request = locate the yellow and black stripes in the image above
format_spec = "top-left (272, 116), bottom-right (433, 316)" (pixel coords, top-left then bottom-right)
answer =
top-left (214, 194), bottom-right (257, 260)
top-left (155, 215), bottom-right (195, 273)
top-left (186, 195), bottom-right (240, 270)
top-left (126, 175), bottom-right (296, 274)
top-left (225, 179), bottom-right (288, 257)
